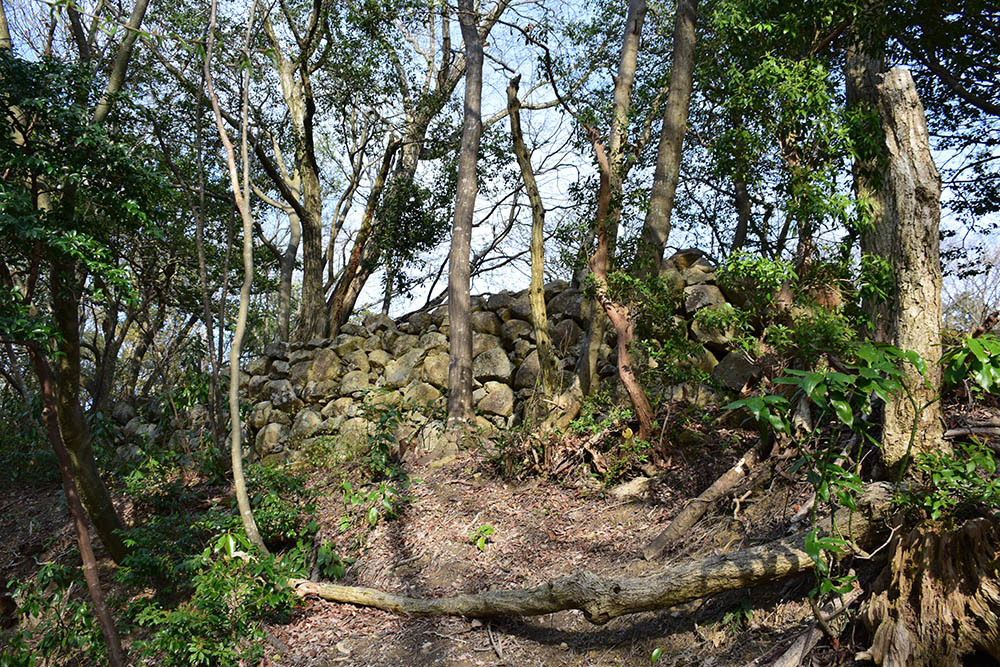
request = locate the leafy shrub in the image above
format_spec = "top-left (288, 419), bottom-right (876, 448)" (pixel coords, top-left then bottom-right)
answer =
top-left (942, 335), bottom-right (1000, 396)
top-left (1, 563), bottom-right (106, 666)
top-left (716, 251), bottom-right (796, 319)
top-left (901, 441), bottom-right (1000, 522)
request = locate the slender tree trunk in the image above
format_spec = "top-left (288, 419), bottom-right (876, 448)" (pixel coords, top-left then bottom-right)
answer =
top-left (576, 0), bottom-right (647, 396)
top-left (731, 176), bottom-right (751, 252)
top-left (277, 210), bottom-right (301, 341)
top-left (205, 0), bottom-right (268, 553)
top-left (847, 63), bottom-right (945, 470)
top-left (636, 0), bottom-right (698, 277)
top-left (508, 77), bottom-right (557, 406)
top-left (30, 349), bottom-right (125, 667)
top-left (446, 0), bottom-right (483, 426)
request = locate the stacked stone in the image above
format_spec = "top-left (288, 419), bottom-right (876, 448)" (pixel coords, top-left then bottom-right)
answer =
top-left (240, 249), bottom-right (757, 463)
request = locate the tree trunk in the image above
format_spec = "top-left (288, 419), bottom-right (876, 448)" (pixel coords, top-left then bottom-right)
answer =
top-left (636, 0), bottom-right (698, 277)
top-left (30, 349), bottom-right (125, 667)
top-left (507, 77), bottom-right (557, 408)
top-left (847, 60), bottom-right (945, 469)
top-left (277, 210), bottom-right (301, 341)
top-left (205, 0), bottom-right (268, 554)
top-left (50, 263), bottom-right (128, 564)
top-left (445, 0), bottom-right (483, 426)
top-left (292, 484), bottom-right (890, 624)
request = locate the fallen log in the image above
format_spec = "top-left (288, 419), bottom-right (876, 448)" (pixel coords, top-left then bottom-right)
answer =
top-left (291, 484), bottom-right (892, 624)
top-left (643, 442), bottom-right (770, 561)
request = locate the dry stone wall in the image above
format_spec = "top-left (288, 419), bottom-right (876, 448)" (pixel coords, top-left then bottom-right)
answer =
top-left (241, 249), bottom-right (756, 464)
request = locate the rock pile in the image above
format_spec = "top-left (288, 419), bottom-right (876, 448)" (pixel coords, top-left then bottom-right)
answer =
top-left (240, 249), bottom-right (756, 464)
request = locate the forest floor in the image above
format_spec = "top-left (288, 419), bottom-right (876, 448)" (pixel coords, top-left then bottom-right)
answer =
top-left (7, 398), bottom-right (996, 666)
top-left (259, 436), bottom-right (852, 667)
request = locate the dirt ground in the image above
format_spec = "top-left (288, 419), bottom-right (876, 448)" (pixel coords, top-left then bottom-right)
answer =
top-left (0, 426), bottom-right (896, 666)
top-left (259, 443), bottom-right (856, 667)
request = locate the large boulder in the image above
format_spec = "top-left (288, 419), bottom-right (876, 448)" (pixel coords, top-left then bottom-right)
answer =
top-left (287, 348), bottom-right (315, 366)
top-left (501, 319), bottom-right (532, 344)
top-left (343, 349), bottom-right (370, 374)
top-left (292, 409), bottom-right (323, 439)
top-left (247, 374), bottom-right (270, 400)
top-left (407, 311), bottom-right (434, 333)
top-left (477, 381), bottom-right (514, 417)
top-left (470, 310), bottom-right (502, 336)
top-left (514, 350), bottom-right (541, 389)
top-left (384, 347), bottom-right (426, 388)
top-left (684, 284), bottom-right (727, 313)
top-left (246, 357), bottom-right (270, 377)
top-left (364, 313), bottom-right (396, 334)
top-left (111, 401), bottom-right (136, 425)
top-left (473, 332), bottom-right (502, 358)
top-left (340, 370), bottom-right (370, 395)
top-left (332, 334), bottom-right (364, 357)
top-left (473, 348), bottom-right (513, 383)
top-left (311, 348), bottom-right (343, 381)
top-left (368, 349), bottom-right (391, 369)
top-left (256, 423), bottom-right (288, 455)
top-left (402, 381), bottom-right (443, 407)
top-left (422, 352), bottom-right (450, 390)
top-left (263, 341), bottom-right (289, 360)
top-left (268, 379), bottom-right (302, 413)
top-left (552, 319), bottom-right (582, 348)
top-left (547, 289), bottom-right (583, 320)
top-left (271, 360), bottom-right (291, 379)
top-left (510, 292), bottom-right (533, 320)
top-left (419, 331), bottom-right (448, 350)
top-left (390, 334), bottom-right (420, 358)
top-left (712, 352), bottom-right (760, 391)
top-left (486, 291), bottom-right (516, 312)
top-left (249, 401), bottom-right (274, 430)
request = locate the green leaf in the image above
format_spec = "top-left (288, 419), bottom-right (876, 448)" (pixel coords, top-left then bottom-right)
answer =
top-left (831, 399), bottom-right (854, 427)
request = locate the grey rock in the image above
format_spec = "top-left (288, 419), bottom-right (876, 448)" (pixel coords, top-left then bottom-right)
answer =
top-left (304, 379), bottom-right (340, 402)
top-left (305, 337), bottom-right (331, 350)
top-left (364, 313), bottom-right (396, 334)
top-left (246, 357), bottom-right (270, 377)
top-left (609, 476), bottom-right (650, 499)
top-left (339, 417), bottom-right (373, 448)
top-left (289, 360), bottom-right (312, 385)
top-left (292, 409), bottom-right (323, 438)
top-left (544, 280), bottom-right (570, 301)
top-left (473, 332), bottom-right (502, 358)
top-left (515, 350), bottom-right (541, 389)
top-left (510, 292), bottom-right (533, 320)
top-left (249, 401), bottom-right (274, 430)
top-left (684, 284), bottom-right (727, 313)
top-left (311, 348), bottom-right (342, 382)
top-left (486, 291), bottom-right (515, 312)
top-left (271, 359), bottom-right (291, 378)
top-left (368, 349), bottom-right (391, 369)
top-left (501, 319), bottom-right (532, 343)
top-left (268, 379), bottom-right (302, 413)
top-left (111, 401), bottom-right (136, 425)
top-left (665, 248), bottom-right (708, 271)
top-left (288, 348), bottom-right (315, 366)
top-left (323, 397), bottom-right (356, 419)
top-left (256, 423), bottom-right (288, 454)
top-left (547, 289), bottom-right (583, 319)
top-left (473, 347), bottom-right (513, 383)
top-left (691, 317), bottom-right (735, 349)
top-left (431, 306), bottom-right (449, 326)
top-left (263, 341), bottom-right (289, 360)
top-left (477, 381), bottom-right (514, 417)
top-left (552, 319), bottom-right (582, 348)
top-left (419, 331), bottom-right (448, 350)
top-left (659, 267), bottom-right (686, 294)
top-left (390, 334), bottom-right (420, 358)
top-left (682, 266), bottom-right (715, 285)
top-left (124, 416), bottom-right (142, 437)
top-left (332, 334), bottom-right (364, 357)
top-left (470, 310), bottom-right (502, 336)
top-left (407, 311), bottom-right (433, 333)
top-left (712, 351), bottom-right (759, 391)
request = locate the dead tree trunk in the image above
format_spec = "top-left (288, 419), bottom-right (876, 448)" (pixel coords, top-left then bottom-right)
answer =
top-left (292, 484), bottom-right (890, 623)
top-left (847, 62), bottom-right (945, 470)
top-left (446, 0), bottom-right (484, 426)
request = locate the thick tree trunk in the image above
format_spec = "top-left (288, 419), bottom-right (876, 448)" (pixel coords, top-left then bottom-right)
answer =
top-left (636, 0), bottom-right (698, 277)
top-left (30, 349), bottom-right (125, 667)
top-left (293, 485), bottom-right (890, 623)
top-left (50, 264), bottom-right (128, 564)
top-left (507, 77), bottom-right (557, 408)
top-left (446, 0), bottom-right (483, 426)
top-left (847, 61), bottom-right (945, 469)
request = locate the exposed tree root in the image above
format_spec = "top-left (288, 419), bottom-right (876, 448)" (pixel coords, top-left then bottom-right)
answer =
top-left (643, 442), bottom-right (770, 560)
top-left (291, 485), bottom-right (891, 624)
top-left (862, 515), bottom-right (1000, 666)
